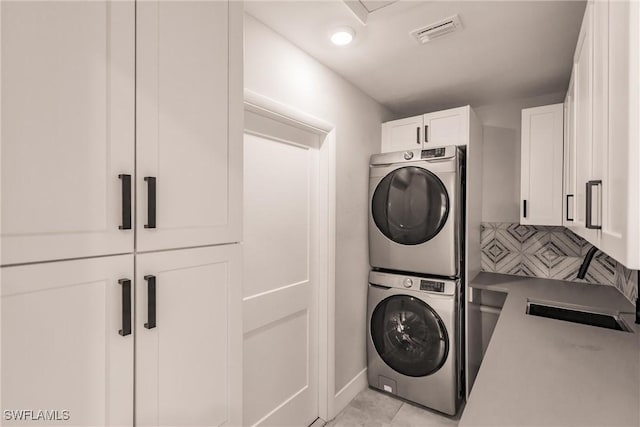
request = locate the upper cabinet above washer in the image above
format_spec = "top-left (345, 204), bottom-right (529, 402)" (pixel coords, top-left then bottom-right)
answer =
top-left (381, 106), bottom-right (476, 153)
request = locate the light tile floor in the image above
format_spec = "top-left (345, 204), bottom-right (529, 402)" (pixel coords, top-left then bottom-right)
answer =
top-left (325, 388), bottom-right (462, 427)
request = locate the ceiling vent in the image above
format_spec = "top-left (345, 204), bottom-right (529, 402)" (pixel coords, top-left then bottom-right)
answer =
top-left (410, 15), bottom-right (462, 44)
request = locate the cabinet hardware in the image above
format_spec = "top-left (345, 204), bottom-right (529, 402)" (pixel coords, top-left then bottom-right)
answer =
top-left (118, 174), bottom-right (132, 230)
top-left (523, 200), bottom-right (527, 218)
top-left (566, 194), bottom-right (574, 221)
top-left (144, 275), bottom-right (157, 329)
top-left (425, 125), bottom-right (429, 143)
top-left (416, 127), bottom-right (420, 145)
top-left (585, 180), bottom-right (602, 229)
top-left (144, 177), bottom-right (157, 229)
top-left (118, 279), bottom-right (132, 336)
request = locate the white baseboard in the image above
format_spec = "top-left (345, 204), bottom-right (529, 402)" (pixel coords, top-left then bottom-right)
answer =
top-left (332, 368), bottom-right (368, 417)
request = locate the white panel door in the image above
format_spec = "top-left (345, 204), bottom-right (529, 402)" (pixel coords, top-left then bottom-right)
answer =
top-left (520, 104), bottom-right (564, 226)
top-left (601, 0), bottom-right (633, 265)
top-left (135, 245), bottom-right (242, 427)
top-left (1, 255), bottom-right (134, 426)
top-left (381, 115), bottom-right (423, 152)
top-left (563, 71), bottom-right (577, 227)
top-left (242, 130), bottom-right (319, 427)
top-left (573, 3), bottom-right (600, 245)
top-left (136, 0), bottom-right (241, 252)
top-left (423, 106), bottom-right (470, 147)
top-left (1, 1), bottom-right (135, 265)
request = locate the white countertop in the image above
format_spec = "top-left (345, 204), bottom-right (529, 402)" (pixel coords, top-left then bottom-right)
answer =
top-left (460, 272), bottom-right (640, 427)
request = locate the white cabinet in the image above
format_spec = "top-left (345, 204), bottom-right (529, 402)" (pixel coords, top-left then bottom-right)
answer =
top-left (520, 104), bottom-right (564, 226)
top-left (135, 245), bottom-right (242, 427)
top-left (380, 115), bottom-right (423, 152)
top-left (1, 1), bottom-right (135, 265)
top-left (599, 0), bottom-right (640, 267)
top-left (1, 255), bottom-right (134, 426)
top-left (573, 2), bottom-right (601, 245)
top-left (136, 0), bottom-right (242, 252)
top-left (563, 71), bottom-right (577, 227)
top-left (423, 106), bottom-right (471, 148)
top-left (381, 106), bottom-right (474, 152)
top-left (566, 0), bottom-right (640, 269)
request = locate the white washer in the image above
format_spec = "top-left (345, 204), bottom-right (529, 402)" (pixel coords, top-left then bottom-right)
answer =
top-left (366, 270), bottom-right (462, 415)
top-left (368, 146), bottom-right (463, 277)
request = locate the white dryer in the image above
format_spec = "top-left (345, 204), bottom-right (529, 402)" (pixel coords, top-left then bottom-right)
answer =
top-left (366, 270), bottom-right (462, 415)
top-left (369, 146), bottom-right (463, 277)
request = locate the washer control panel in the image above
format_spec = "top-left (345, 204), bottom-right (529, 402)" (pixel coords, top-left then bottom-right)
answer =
top-left (402, 278), bottom-right (413, 288)
top-left (419, 279), bottom-right (445, 293)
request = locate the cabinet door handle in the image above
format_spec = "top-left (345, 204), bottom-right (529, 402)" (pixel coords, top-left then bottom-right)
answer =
top-left (416, 127), bottom-right (420, 145)
top-left (523, 200), bottom-right (527, 218)
top-left (585, 180), bottom-right (602, 229)
top-left (566, 194), bottom-right (574, 221)
top-left (144, 177), bottom-right (156, 229)
top-left (425, 125), bottom-right (429, 143)
top-left (118, 174), bottom-right (132, 230)
top-left (118, 279), bottom-right (132, 336)
top-left (144, 275), bottom-right (157, 329)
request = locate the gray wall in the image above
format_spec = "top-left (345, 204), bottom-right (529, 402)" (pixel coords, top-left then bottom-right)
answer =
top-left (475, 91), bottom-right (566, 223)
top-left (243, 14), bottom-right (393, 394)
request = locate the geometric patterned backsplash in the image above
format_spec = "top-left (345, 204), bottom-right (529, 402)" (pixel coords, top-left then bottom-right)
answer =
top-left (481, 222), bottom-right (638, 304)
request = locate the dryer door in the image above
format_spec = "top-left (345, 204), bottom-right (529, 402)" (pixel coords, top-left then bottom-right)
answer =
top-left (371, 166), bottom-right (449, 245)
top-left (371, 295), bottom-right (449, 377)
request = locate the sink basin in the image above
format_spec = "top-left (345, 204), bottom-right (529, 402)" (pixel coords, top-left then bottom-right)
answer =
top-left (526, 301), bottom-right (632, 332)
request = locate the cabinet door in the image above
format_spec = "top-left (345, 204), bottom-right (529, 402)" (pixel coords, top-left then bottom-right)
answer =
top-left (520, 104), bottom-right (564, 226)
top-left (1, 255), bottom-right (134, 426)
top-left (423, 106), bottom-right (470, 147)
top-left (135, 245), bottom-right (242, 427)
top-left (136, 0), bottom-right (242, 252)
top-left (563, 71), bottom-right (577, 227)
top-left (573, 3), bottom-right (600, 245)
top-left (600, 0), bottom-right (634, 266)
top-left (381, 116), bottom-right (424, 152)
top-left (1, 1), bottom-right (135, 265)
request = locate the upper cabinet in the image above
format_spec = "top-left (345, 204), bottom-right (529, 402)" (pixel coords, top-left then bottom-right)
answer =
top-left (136, 0), bottom-right (242, 252)
top-left (520, 104), bottom-right (564, 226)
top-left (1, 0), bottom-right (243, 264)
top-left (566, 0), bottom-right (640, 269)
top-left (381, 116), bottom-right (424, 152)
top-left (381, 106), bottom-right (474, 152)
top-left (563, 71), bottom-right (577, 227)
top-left (423, 106), bottom-right (471, 148)
top-left (1, 1), bottom-right (135, 265)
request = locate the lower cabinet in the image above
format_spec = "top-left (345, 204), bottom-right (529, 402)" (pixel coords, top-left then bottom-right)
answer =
top-left (1, 245), bottom-right (241, 426)
top-left (135, 245), bottom-right (242, 427)
top-left (1, 255), bottom-right (135, 426)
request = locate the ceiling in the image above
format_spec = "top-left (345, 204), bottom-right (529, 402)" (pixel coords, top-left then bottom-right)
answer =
top-left (244, 1), bottom-right (586, 116)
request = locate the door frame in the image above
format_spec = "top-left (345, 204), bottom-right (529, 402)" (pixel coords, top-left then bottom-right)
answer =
top-left (243, 89), bottom-right (336, 422)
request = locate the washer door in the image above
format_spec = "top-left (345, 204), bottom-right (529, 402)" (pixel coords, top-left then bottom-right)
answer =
top-left (371, 295), bottom-right (449, 377)
top-left (371, 166), bottom-right (449, 245)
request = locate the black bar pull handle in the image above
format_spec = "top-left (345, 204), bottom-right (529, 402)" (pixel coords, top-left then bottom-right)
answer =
top-left (586, 180), bottom-right (602, 229)
top-left (118, 279), bottom-right (132, 336)
top-left (425, 125), bottom-right (429, 143)
top-left (144, 275), bottom-right (157, 329)
top-left (144, 177), bottom-right (157, 229)
top-left (416, 127), bottom-right (420, 145)
top-left (566, 194), bottom-right (574, 221)
top-left (118, 174), bottom-right (132, 230)
top-left (523, 200), bottom-right (527, 218)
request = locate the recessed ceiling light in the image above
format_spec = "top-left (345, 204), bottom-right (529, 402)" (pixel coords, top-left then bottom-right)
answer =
top-left (330, 27), bottom-right (355, 46)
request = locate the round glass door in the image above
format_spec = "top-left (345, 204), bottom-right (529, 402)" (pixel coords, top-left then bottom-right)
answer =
top-left (372, 166), bottom-right (449, 245)
top-left (371, 295), bottom-right (448, 377)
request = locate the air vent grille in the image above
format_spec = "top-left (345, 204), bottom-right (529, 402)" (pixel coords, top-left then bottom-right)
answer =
top-left (411, 15), bottom-right (462, 44)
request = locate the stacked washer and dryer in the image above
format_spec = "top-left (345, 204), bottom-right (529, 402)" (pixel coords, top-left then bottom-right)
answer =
top-left (367, 146), bottom-right (465, 416)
